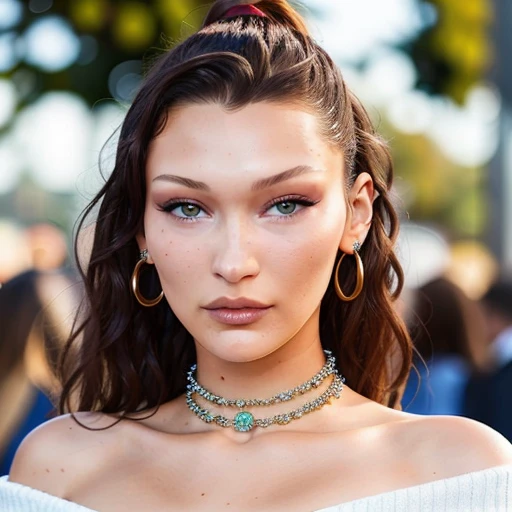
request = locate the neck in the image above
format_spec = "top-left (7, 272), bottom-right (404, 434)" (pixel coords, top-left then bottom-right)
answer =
top-left (192, 320), bottom-right (330, 415)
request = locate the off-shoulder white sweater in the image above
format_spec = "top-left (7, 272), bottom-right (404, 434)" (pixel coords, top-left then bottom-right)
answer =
top-left (1, 465), bottom-right (511, 511)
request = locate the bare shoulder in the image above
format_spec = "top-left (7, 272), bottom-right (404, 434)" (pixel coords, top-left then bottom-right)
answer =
top-left (8, 412), bottom-right (125, 498)
top-left (393, 413), bottom-right (512, 477)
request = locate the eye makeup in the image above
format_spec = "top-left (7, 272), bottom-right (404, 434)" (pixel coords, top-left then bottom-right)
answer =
top-left (156, 194), bottom-right (320, 223)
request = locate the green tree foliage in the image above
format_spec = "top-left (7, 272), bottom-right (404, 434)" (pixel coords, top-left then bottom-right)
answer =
top-left (408, 0), bottom-right (493, 104)
top-left (383, 121), bottom-right (487, 237)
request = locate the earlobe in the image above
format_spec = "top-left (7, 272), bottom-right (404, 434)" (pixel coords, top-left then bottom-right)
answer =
top-left (135, 233), bottom-right (153, 265)
top-left (339, 236), bottom-right (363, 256)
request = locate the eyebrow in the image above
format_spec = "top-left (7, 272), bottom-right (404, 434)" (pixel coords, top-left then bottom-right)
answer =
top-left (152, 165), bottom-right (323, 192)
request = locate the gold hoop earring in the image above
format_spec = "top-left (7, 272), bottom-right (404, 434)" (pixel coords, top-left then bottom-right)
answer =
top-left (131, 250), bottom-right (164, 307)
top-left (335, 241), bottom-right (364, 302)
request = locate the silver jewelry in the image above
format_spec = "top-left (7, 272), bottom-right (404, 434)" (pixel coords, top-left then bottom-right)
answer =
top-left (139, 249), bottom-right (148, 260)
top-left (186, 349), bottom-right (336, 408)
top-left (186, 373), bottom-right (345, 432)
top-left (353, 240), bottom-right (361, 252)
top-left (185, 350), bottom-right (346, 432)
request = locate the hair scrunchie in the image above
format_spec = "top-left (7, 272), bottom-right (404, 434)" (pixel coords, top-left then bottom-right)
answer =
top-left (223, 4), bottom-right (267, 18)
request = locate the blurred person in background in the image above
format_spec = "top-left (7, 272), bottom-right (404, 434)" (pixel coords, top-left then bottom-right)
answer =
top-left (0, 268), bottom-right (80, 476)
top-left (0, 221), bottom-right (32, 286)
top-left (402, 277), bottom-right (490, 416)
top-left (0, 221), bottom-right (68, 286)
top-left (25, 223), bottom-right (69, 272)
top-left (464, 279), bottom-right (512, 441)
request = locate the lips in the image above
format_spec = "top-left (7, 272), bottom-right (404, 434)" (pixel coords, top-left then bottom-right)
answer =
top-left (202, 297), bottom-right (272, 325)
top-left (203, 297), bottom-right (270, 310)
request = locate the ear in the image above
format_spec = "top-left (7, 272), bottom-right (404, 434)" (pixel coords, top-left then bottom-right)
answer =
top-left (135, 232), bottom-right (155, 264)
top-left (339, 172), bottom-right (374, 253)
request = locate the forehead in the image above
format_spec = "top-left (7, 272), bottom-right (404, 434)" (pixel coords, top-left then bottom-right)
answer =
top-left (147, 103), bottom-right (342, 181)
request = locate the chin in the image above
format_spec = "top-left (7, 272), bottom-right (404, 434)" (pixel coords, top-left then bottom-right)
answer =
top-left (197, 331), bottom-right (286, 364)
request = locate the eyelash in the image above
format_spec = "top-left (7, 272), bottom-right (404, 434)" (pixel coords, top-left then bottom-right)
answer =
top-left (158, 195), bottom-right (318, 223)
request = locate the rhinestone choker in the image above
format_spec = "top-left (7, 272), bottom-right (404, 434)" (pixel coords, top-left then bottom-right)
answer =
top-left (185, 350), bottom-right (346, 432)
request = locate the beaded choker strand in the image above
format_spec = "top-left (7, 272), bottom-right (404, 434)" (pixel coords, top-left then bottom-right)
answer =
top-left (185, 350), bottom-right (346, 432)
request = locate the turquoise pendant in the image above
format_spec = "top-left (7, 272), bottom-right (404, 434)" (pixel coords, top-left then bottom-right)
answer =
top-left (233, 411), bottom-right (254, 432)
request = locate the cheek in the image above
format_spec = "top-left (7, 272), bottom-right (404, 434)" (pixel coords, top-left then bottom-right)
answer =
top-left (144, 215), bottom-right (204, 289)
top-left (294, 229), bottom-right (339, 282)
top-left (273, 204), bottom-right (346, 301)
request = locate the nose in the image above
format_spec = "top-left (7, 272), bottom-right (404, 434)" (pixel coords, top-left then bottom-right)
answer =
top-left (211, 218), bottom-right (260, 284)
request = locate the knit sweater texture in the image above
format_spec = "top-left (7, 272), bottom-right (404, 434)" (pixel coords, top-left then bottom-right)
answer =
top-left (1, 465), bottom-right (511, 511)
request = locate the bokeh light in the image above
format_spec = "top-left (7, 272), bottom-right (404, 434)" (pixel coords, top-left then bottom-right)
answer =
top-left (112, 2), bottom-right (156, 51)
top-left (397, 223), bottom-right (451, 289)
top-left (447, 241), bottom-right (499, 299)
top-left (310, 0), bottom-right (426, 63)
top-left (70, 0), bottom-right (108, 32)
top-left (387, 90), bottom-right (434, 134)
top-left (28, 0), bottom-right (53, 14)
top-left (0, 32), bottom-right (21, 72)
top-left (108, 60), bottom-right (142, 103)
top-left (13, 92), bottom-right (91, 192)
top-left (77, 34), bottom-right (99, 66)
top-left (23, 15), bottom-right (81, 72)
top-left (0, 0), bottom-right (22, 31)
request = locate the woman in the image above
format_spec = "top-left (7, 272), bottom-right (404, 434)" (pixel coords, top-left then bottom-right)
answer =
top-left (2, 1), bottom-right (511, 510)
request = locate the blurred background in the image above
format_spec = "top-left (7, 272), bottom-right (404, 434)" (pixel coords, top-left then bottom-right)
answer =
top-left (1, 0), bottom-right (512, 471)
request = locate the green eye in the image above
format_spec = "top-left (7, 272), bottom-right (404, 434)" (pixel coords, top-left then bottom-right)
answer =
top-left (275, 201), bottom-right (297, 215)
top-left (180, 204), bottom-right (201, 217)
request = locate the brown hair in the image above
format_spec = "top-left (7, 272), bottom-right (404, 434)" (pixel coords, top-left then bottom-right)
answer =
top-left (59, 0), bottom-right (413, 416)
top-left (411, 277), bottom-right (489, 371)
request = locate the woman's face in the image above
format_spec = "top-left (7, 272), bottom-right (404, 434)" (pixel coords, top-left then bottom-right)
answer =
top-left (140, 102), bottom-right (371, 363)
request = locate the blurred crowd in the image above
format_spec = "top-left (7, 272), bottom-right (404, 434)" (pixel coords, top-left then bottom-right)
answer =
top-left (0, 218), bottom-right (511, 475)
top-left (0, 220), bottom-right (81, 475)
top-left (402, 275), bottom-right (512, 437)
